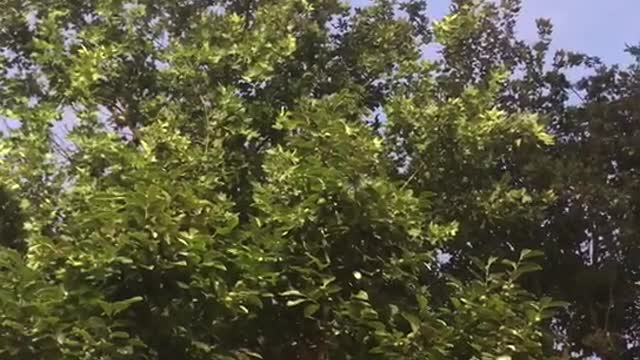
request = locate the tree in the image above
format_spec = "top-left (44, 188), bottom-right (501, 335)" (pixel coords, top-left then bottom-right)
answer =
top-left (0, 0), bottom-right (611, 359)
top-left (393, 1), bottom-right (640, 358)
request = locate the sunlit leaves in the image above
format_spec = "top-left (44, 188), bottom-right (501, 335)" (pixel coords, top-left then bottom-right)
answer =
top-left (0, 0), bottom-right (564, 359)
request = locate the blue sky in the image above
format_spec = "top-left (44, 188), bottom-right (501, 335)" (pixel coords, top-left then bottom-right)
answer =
top-left (518, 0), bottom-right (639, 65)
top-left (352, 0), bottom-right (640, 65)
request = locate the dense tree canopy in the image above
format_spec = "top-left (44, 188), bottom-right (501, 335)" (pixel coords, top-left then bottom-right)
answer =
top-left (0, 0), bottom-right (638, 359)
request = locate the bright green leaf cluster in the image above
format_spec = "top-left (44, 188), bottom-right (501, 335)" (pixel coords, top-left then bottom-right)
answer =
top-left (0, 0), bottom-right (568, 359)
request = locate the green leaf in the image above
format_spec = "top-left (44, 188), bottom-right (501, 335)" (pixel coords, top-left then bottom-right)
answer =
top-left (402, 312), bottom-right (421, 333)
top-left (98, 296), bottom-right (144, 317)
top-left (304, 303), bottom-right (320, 317)
top-left (519, 249), bottom-right (545, 261)
top-left (110, 331), bottom-right (130, 339)
top-left (353, 290), bottom-right (369, 301)
top-left (286, 298), bottom-right (309, 307)
top-left (512, 263), bottom-right (543, 280)
top-left (280, 290), bottom-right (305, 297)
top-left (416, 294), bottom-right (428, 312)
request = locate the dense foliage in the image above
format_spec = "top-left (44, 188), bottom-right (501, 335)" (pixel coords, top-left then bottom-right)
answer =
top-left (0, 0), bottom-right (638, 359)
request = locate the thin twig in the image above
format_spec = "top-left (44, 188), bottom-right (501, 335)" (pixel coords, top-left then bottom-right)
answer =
top-left (400, 159), bottom-right (425, 191)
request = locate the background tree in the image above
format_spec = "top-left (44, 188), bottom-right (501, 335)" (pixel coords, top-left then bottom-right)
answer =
top-left (392, 1), bottom-right (640, 358)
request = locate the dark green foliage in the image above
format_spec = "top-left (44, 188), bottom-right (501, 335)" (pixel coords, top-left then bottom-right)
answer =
top-left (0, 186), bottom-right (25, 251)
top-left (393, 1), bottom-right (640, 358)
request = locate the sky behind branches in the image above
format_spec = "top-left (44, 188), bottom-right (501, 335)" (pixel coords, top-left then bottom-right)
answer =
top-left (2, 1), bottom-right (638, 137)
top-left (352, 0), bottom-right (640, 65)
